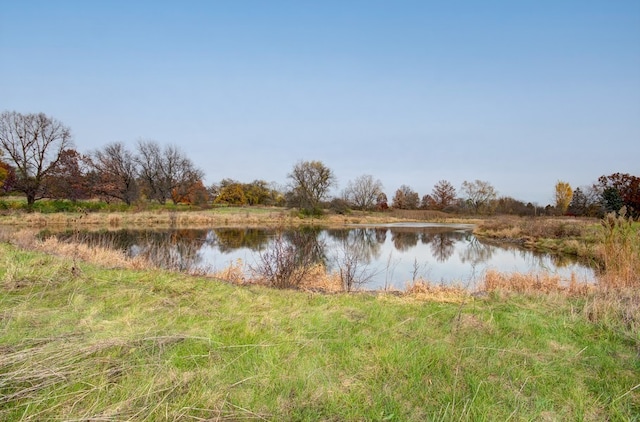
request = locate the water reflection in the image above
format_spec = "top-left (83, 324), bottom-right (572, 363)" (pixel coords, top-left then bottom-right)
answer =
top-left (46, 224), bottom-right (596, 290)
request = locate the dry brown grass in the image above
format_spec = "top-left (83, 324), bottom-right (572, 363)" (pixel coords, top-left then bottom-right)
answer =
top-left (1, 229), bottom-right (150, 270)
top-left (210, 258), bottom-right (247, 284)
top-left (475, 216), bottom-right (594, 240)
top-left (582, 287), bottom-right (640, 332)
top-left (481, 269), bottom-right (593, 295)
top-left (0, 209), bottom-right (299, 229)
top-left (404, 280), bottom-right (470, 303)
top-left (595, 211), bottom-right (640, 289)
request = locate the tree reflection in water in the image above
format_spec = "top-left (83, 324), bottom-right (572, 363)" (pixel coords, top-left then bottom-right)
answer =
top-left (459, 235), bottom-right (496, 266)
top-left (45, 224), bottom-right (595, 289)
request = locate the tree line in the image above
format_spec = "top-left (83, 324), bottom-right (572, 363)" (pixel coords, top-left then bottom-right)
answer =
top-left (0, 111), bottom-right (638, 218)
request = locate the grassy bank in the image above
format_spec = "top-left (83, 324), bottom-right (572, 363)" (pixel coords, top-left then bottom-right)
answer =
top-left (1, 243), bottom-right (638, 420)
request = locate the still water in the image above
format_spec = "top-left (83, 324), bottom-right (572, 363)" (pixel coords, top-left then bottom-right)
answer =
top-left (51, 223), bottom-right (596, 290)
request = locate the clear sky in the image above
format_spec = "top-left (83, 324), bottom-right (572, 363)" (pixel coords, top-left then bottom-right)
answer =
top-left (1, 0), bottom-right (639, 205)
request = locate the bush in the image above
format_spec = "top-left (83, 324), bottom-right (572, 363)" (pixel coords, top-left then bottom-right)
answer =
top-left (329, 198), bottom-right (351, 215)
top-left (250, 231), bottom-right (319, 288)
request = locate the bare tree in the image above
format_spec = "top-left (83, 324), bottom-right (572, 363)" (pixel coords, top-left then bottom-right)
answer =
top-left (250, 231), bottom-right (320, 289)
top-left (0, 111), bottom-right (73, 208)
top-left (136, 140), bottom-right (204, 205)
top-left (287, 160), bottom-right (336, 213)
top-left (461, 180), bottom-right (497, 214)
top-left (334, 234), bottom-right (378, 292)
top-left (343, 174), bottom-right (384, 210)
top-left (90, 142), bottom-right (139, 205)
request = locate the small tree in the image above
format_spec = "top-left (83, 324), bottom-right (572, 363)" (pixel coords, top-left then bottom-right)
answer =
top-left (334, 239), bottom-right (377, 292)
top-left (42, 149), bottom-right (92, 201)
top-left (568, 187), bottom-right (588, 216)
top-left (461, 180), bottom-right (497, 214)
top-left (392, 185), bottom-right (419, 209)
top-left (431, 180), bottom-right (457, 210)
top-left (215, 182), bottom-right (247, 205)
top-left (250, 231), bottom-right (320, 288)
top-left (136, 140), bottom-right (204, 205)
top-left (596, 173), bottom-right (640, 218)
top-left (343, 174), bottom-right (384, 210)
top-left (554, 181), bottom-right (573, 215)
top-left (0, 111), bottom-right (73, 208)
top-left (287, 160), bottom-right (336, 213)
top-left (90, 142), bottom-right (139, 205)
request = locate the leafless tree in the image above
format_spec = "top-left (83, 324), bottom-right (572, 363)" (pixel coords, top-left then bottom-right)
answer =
top-left (343, 174), bottom-right (384, 210)
top-left (90, 142), bottom-right (139, 205)
top-left (334, 235), bottom-right (378, 292)
top-left (287, 160), bottom-right (336, 212)
top-left (461, 179), bottom-right (498, 214)
top-left (250, 231), bottom-right (319, 289)
top-left (0, 111), bottom-right (73, 208)
top-left (136, 140), bottom-right (204, 205)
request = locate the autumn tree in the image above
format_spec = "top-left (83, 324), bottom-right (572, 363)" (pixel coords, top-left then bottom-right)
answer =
top-left (392, 185), bottom-right (420, 210)
top-left (244, 180), bottom-right (272, 206)
top-left (0, 159), bottom-right (7, 192)
top-left (215, 180), bottom-right (247, 205)
top-left (494, 196), bottom-right (533, 216)
top-left (136, 140), bottom-right (204, 205)
top-left (431, 180), bottom-right (457, 210)
top-left (0, 161), bottom-right (16, 194)
top-left (171, 180), bottom-right (210, 206)
top-left (461, 180), bottom-right (497, 214)
top-left (554, 181), bottom-right (573, 215)
top-left (343, 174), bottom-right (384, 210)
top-left (376, 192), bottom-right (389, 210)
top-left (596, 173), bottom-right (640, 218)
top-left (287, 160), bottom-right (336, 213)
top-left (42, 149), bottom-right (92, 201)
top-left (0, 111), bottom-right (73, 208)
top-left (90, 142), bottom-right (139, 205)
top-left (420, 194), bottom-right (437, 210)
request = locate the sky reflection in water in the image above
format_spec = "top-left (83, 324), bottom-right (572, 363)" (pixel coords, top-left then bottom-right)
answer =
top-left (59, 224), bottom-right (595, 291)
top-left (50, 224), bottom-right (596, 290)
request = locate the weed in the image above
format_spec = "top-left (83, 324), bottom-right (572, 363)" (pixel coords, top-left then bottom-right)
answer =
top-left (250, 231), bottom-right (320, 288)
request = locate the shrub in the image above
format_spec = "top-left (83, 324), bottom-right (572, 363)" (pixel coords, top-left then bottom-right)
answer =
top-left (250, 231), bottom-right (319, 288)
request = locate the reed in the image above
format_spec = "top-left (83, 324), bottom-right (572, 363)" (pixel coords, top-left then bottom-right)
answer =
top-left (596, 209), bottom-right (640, 288)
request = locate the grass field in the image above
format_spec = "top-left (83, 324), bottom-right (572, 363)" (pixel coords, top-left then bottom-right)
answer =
top-left (1, 205), bottom-right (639, 420)
top-left (1, 242), bottom-right (638, 421)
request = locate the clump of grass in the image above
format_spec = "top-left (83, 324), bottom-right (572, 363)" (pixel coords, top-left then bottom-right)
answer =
top-left (582, 288), bottom-right (640, 333)
top-left (404, 280), bottom-right (470, 303)
top-left (211, 258), bottom-right (247, 284)
top-left (481, 269), bottom-right (592, 295)
top-left (596, 209), bottom-right (640, 288)
top-left (476, 216), bottom-right (592, 241)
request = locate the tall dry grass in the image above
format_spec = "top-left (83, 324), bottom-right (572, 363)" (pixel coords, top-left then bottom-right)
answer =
top-left (596, 209), bottom-right (640, 288)
top-left (1, 229), bottom-right (150, 270)
top-left (475, 216), bottom-right (592, 240)
top-left (481, 270), bottom-right (592, 295)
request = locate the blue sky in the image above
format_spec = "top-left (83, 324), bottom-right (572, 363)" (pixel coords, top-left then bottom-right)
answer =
top-left (1, 1), bottom-right (639, 205)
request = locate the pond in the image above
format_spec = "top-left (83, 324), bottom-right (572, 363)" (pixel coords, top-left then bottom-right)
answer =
top-left (47, 223), bottom-right (596, 291)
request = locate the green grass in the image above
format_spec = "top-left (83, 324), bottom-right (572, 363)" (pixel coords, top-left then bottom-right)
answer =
top-left (0, 243), bottom-right (638, 421)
